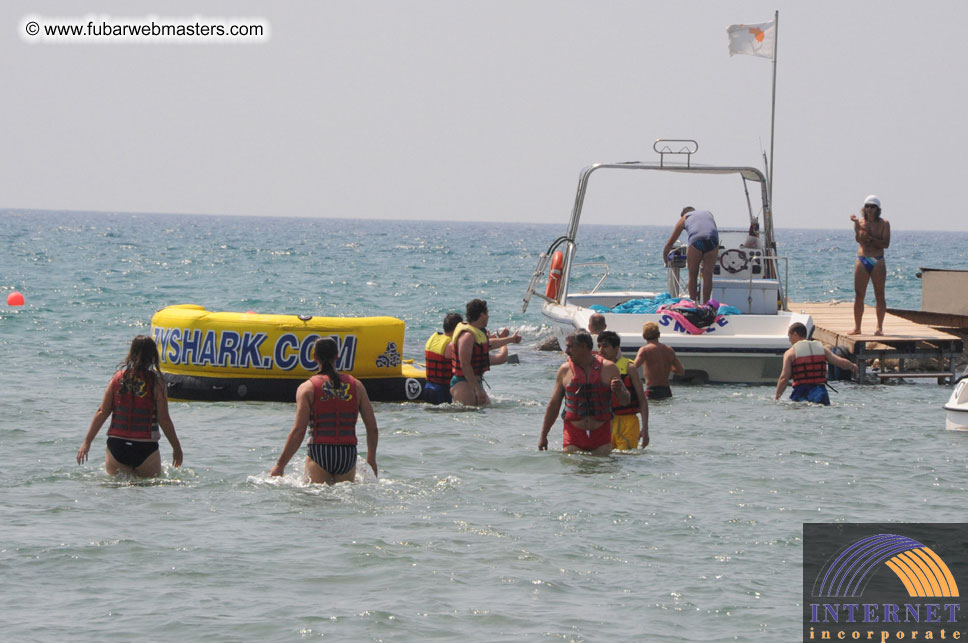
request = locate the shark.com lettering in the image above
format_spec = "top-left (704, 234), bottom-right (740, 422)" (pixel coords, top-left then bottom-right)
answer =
top-left (152, 327), bottom-right (358, 372)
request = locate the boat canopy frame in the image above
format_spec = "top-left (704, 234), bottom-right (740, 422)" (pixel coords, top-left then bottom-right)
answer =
top-left (555, 160), bottom-right (775, 306)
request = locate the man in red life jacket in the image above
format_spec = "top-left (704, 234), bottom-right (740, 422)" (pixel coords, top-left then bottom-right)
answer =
top-left (423, 312), bottom-right (463, 405)
top-left (539, 331), bottom-right (630, 456)
top-left (597, 331), bottom-right (649, 449)
top-left (450, 299), bottom-right (522, 406)
top-left (775, 323), bottom-right (857, 405)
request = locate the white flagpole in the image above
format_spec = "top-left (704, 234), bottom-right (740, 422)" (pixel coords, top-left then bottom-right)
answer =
top-left (768, 10), bottom-right (778, 208)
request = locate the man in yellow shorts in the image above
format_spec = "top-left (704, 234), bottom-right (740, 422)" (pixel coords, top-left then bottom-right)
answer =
top-left (597, 331), bottom-right (649, 449)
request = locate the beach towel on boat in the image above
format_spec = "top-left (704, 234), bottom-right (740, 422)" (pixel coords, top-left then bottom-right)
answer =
top-left (658, 300), bottom-right (718, 328)
top-left (591, 294), bottom-right (742, 317)
top-left (590, 292), bottom-right (682, 315)
top-left (655, 299), bottom-right (738, 335)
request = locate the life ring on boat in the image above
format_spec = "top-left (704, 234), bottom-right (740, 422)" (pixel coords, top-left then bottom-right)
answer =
top-left (545, 251), bottom-right (564, 299)
top-left (718, 248), bottom-right (749, 274)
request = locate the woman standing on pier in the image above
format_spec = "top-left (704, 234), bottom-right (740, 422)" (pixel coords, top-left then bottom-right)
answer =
top-left (849, 195), bottom-right (891, 336)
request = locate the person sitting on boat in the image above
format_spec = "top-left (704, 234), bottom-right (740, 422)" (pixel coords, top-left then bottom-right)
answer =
top-left (662, 206), bottom-right (719, 304)
top-left (538, 331), bottom-right (629, 456)
top-left (633, 322), bottom-right (684, 400)
top-left (423, 312), bottom-right (463, 405)
top-left (775, 323), bottom-right (858, 405)
top-left (270, 337), bottom-right (378, 484)
top-left (450, 299), bottom-right (522, 406)
top-left (849, 195), bottom-right (891, 336)
top-left (596, 331), bottom-right (649, 449)
top-left (77, 335), bottom-right (183, 478)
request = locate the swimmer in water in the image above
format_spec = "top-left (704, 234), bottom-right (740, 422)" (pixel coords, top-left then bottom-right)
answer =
top-left (270, 337), bottom-right (378, 484)
top-left (77, 335), bottom-right (183, 477)
top-left (538, 331), bottom-right (629, 456)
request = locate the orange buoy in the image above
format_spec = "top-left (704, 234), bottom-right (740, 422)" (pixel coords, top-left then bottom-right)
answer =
top-left (545, 251), bottom-right (564, 299)
top-left (7, 291), bottom-right (25, 306)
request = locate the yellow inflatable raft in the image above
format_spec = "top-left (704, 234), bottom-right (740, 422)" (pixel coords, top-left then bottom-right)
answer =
top-left (150, 305), bottom-right (426, 402)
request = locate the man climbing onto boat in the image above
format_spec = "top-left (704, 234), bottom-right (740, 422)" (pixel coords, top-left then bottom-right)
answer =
top-left (449, 299), bottom-right (522, 406)
top-left (633, 322), bottom-right (684, 400)
top-left (662, 206), bottom-right (719, 304)
top-left (775, 323), bottom-right (858, 405)
top-left (538, 331), bottom-right (629, 456)
top-left (849, 195), bottom-right (891, 336)
top-left (422, 312), bottom-right (463, 404)
top-left (596, 331), bottom-right (649, 449)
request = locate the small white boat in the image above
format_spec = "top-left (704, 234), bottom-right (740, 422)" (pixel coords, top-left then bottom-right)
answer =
top-left (522, 139), bottom-right (813, 384)
top-left (944, 375), bottom-right (968, 431)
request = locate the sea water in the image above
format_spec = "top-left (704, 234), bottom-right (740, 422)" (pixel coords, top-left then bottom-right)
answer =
top-left (1, 210), bottom-right (967, 642)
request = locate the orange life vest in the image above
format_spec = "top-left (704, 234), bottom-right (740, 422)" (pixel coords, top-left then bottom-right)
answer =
top-left (107, 369), bottom-right (160, 441)
top-left (309, 374), bottom-right (359, 445)
top-left (451, 323), bottom-right (490, 378)
top-left (424, 332), bottom-right (453, 385)
top-left (563, 355), bottom-right (613, 422)
top-left (791, 340), bottom-right (827, 386)
top-left (611, 357), bottom-right (640, 416)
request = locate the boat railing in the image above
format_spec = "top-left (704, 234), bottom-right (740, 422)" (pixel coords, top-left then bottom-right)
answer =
top-left (522, 236), bottom-right (572, 313)
top-left (572, 262), bottom-right (610, 293)
top-left (653, 139), bottom-right (698, 168)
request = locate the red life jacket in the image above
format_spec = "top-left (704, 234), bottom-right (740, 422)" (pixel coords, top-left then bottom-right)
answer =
top-left (563, 355), bottom-right (613, 422)
top-left (107, 369), bottom-right (160, 441)
top-left (791, 340), bottom-right (827, 386)
top-left (309, 374), bottom-right (359, 445)
top-left (612, 357), bottom-right (640, 416)
top-left (424, 332), bottom-right (453, 385)
top-left (451, 323), bottom-right (490, 378)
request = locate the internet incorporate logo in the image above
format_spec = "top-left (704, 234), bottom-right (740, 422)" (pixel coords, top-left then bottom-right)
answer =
top-left (815, 533), bottom-right (959, 599)
top-left (803, 524), bottom-right (966, 642)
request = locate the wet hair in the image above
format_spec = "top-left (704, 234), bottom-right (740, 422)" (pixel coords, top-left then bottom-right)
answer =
top-left (466, 299), bottom-right (488, 323)
top-left (642, 322), bottom-right (660, 340)
top-left (565, 331), bottom-right (594, 350)
top-left (597, 330), bottom-right (620, 349)
top-left (443, 312), bottom-right (463, 334)
top-left (119, 335), bottom-right (161, 389)
top-left (788, 323), bottom-right (808, 338)
top-left (681, 206), bottom-right (695, 217)
top-left (313, 337), bottom-right (344, 384)
top-left (588, 313), bottom-right (607, 333)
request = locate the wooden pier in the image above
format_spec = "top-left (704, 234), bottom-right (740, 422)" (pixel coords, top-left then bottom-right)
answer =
top-left (791, 302), bottom-right (964, 384)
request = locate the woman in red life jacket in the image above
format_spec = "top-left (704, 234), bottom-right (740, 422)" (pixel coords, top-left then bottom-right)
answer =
top-left (270, 337), bottom-right (378, 484)
top-left (76, 335), bottom-right (183, 477)
top-left (538, 331), bottom-right (629, 456)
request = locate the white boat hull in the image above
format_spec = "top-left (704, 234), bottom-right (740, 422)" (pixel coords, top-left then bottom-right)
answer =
top-left (543, 296), bottom-right (812, 384)
top-left (943, 377), bottom-right (968, 431)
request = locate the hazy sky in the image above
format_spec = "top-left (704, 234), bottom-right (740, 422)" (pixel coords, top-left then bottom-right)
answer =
top-left (3, 1), bottom-right (967, 231)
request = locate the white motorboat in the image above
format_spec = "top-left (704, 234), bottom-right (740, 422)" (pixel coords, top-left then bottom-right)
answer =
top-left (522, 139), bottom-right (813, 384)
top-left (944, 375), bottom-right (968, 431)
